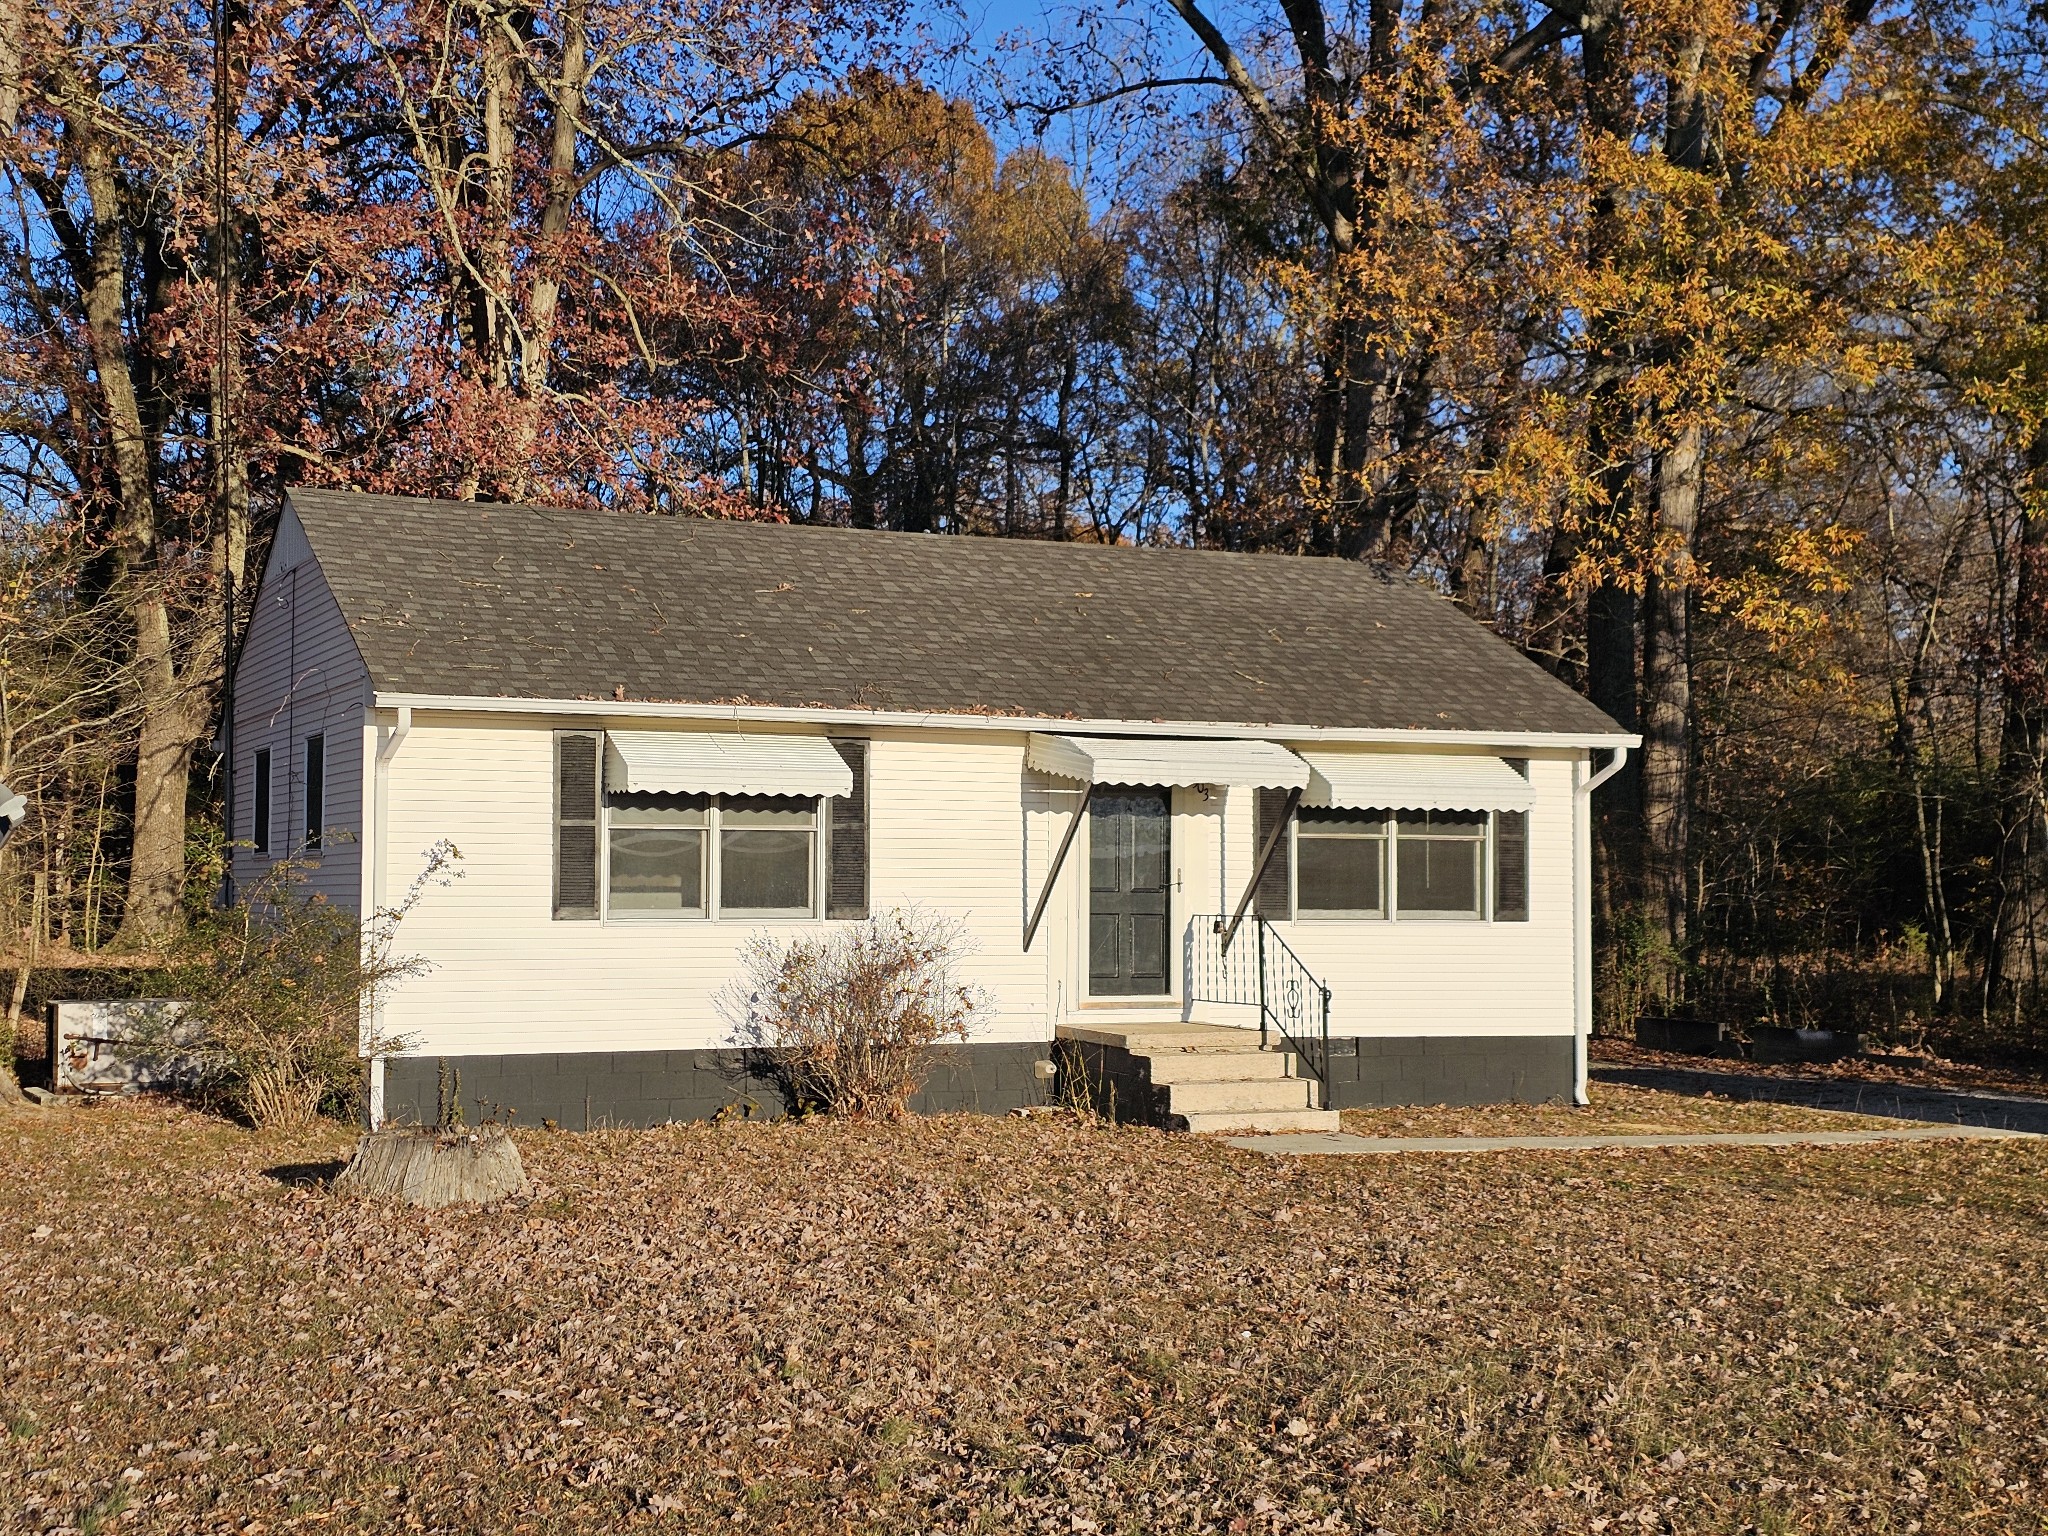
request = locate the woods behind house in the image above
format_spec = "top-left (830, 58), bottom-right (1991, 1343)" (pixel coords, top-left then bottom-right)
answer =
top-left (3, 0), bottom-right (2047, 1061)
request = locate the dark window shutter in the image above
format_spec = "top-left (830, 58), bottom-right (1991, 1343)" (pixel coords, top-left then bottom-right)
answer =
top-left (1253, 787), bottom-right (1294, 920)
top-left (554, 731), bottom-right (601, 920)
top-left (826, 738), bottom-right (869, 920)
top-left (1495, 810), bottom-right (1529, 921)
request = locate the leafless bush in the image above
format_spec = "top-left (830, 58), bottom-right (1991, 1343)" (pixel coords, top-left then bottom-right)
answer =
top-left (724, 909), bottom-right (986, 1119)
top-left (124, 842), bottom-right (460, 1128)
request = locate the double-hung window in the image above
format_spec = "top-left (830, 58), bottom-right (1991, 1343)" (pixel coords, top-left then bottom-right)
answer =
top-left (718, 796), bottom-right (818, 916)
top-left (1294, 810), bottom-right (1387, 916)
top-left (1294, 809), bottom-right (1501, 920)
top-left (607, 794), bottom-right (707, 915)
top-left (1393, 811), bottom-right (1487, 918)
top-left (602, 791), bottom-right (818, 919)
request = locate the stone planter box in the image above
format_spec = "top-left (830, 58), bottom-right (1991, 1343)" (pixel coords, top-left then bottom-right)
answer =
top-left (1634, 1016), bottom-right (1726, 1055)
top-left (1748, 1026), bottom-right (1863, 1064)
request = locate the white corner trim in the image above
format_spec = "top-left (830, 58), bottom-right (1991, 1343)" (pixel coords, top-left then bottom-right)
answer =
top-left (373, 691), bottom-right (1641, 753)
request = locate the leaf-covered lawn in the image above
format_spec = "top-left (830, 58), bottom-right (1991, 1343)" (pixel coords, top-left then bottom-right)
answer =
top-left (1338, 1081), bottom-right (1916, 1138)
top-left (3, 1102), bottom-right (2045, 1535)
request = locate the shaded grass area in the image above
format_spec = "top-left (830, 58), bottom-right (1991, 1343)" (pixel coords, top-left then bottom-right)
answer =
top-left (1591, 1037), bottom-right (2048, 1099)
top-left (1338, 1080), bottom-right (1918, 1139)
top-left (2, 1101), bottom-right (2045, 1533)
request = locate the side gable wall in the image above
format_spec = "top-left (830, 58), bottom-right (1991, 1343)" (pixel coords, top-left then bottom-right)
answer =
top-left (229, 504), bottom-right (372, 911)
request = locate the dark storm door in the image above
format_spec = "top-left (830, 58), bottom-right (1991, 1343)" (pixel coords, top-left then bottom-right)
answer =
top-left (1089, 787), bottom-right (1172, 995)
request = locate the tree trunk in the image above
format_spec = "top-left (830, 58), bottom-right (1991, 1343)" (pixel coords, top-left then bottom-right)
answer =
top-left (70, 107), bottom-right (201, 947)
top-left (1892, 590), bottom-right (1956, 1011)
top-left (337, 1124), bottom-right (530, 1207)
top-left (1641, 420), bottom-right (1700, 1005)
top-left (501, 0), bottom-right (588, 504)
top-left (1993, 426), bottom-right (2048, 1017)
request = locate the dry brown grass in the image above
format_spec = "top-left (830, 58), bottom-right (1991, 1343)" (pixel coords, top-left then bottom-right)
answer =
top-left (1338, 1080), bottom-right (1915, 1138)
top-left (2, 1098), bottom-right (2045, 1534)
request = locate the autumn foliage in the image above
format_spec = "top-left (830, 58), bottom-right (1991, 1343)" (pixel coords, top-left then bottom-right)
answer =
top-left (3, 0), bottom-right (2048, 1059)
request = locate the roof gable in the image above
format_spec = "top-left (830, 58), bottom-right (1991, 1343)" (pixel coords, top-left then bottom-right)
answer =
top-left (283, 489), bottom-right (1623, 738)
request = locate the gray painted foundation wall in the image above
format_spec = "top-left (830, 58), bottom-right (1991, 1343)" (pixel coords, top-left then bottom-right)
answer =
top-left (1319, 1035), bottom-right (1575, 1108)
top-left (383, 1034), bottom-right (1572, 1128)
top-left (382, 1042), bottom-right (1053, 1129)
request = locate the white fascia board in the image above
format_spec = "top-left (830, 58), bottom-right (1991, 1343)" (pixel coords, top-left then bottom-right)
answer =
top-left (372, 691), bottom-right (1642, 753)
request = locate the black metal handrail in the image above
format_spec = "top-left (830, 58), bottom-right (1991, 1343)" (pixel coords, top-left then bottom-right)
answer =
top-left (1184, 914), bottom-right (1333, 1107)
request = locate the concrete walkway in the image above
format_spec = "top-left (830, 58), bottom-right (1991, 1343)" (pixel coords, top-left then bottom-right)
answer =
top-left (1223, 1124), bottom-right (2037, 1156)
top-left (1592, 1063), bottom-right (2048, 1134)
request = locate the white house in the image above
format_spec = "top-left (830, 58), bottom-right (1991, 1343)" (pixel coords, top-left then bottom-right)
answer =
top-left (229, 490), bottom-right (1634, 1132)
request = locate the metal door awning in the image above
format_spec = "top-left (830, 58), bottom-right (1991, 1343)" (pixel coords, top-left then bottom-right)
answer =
top-left (605, 731), bottom-right (853, 799)
top-left (1298, 751), bottom-right (1534, 812)
top-left (1027, 734), bottom-right (1310, 789)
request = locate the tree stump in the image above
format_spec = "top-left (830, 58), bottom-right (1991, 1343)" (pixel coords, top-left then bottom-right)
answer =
top-left (335, 1125), bottom-right (530, 1208)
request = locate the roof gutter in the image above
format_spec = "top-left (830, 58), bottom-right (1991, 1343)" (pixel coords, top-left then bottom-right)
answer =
top-left (1579, 744), bottom-right (1631, 796)
top-left (372, 692), bottom-right (1640, 753)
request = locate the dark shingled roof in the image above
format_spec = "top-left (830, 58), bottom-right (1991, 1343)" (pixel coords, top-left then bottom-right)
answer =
top-left (284, 489), bottom-right (1625, 737)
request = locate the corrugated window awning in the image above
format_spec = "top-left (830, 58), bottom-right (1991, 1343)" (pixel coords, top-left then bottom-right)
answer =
top-left (1299, 751), bottom-right (1533, 812)
top-left (1027, 734), bottom-right (1310, 790)
top-left (605, 731), bottom-right (853, 799)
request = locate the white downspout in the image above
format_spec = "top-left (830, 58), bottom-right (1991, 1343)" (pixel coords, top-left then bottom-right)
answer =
top-left (1572, 745), bottom-right (1631, 1104)
top-left (366, 706), bottom-right (412, 1129)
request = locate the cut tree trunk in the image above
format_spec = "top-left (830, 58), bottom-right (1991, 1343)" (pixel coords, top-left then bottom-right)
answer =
top-left (335, 1125), bottom-right (530, 1208)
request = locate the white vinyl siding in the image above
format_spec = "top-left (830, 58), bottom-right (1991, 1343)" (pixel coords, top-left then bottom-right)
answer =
top-left (368, 719), bottom-right (1580, 1059)
top-left (380, 721), bottom-right (1056, 1056)
top-left (229, 506), bottom-right (370, 910)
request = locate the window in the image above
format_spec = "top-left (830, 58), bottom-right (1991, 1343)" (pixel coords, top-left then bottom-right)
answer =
top-left (599, 791), bottom-right (818, 919)
top-left (251, 748), bottom-right (272, 854)
top-left (1290, 807), bottom-right (1503, 920)
top-left (719, 796), bottom-right (817, 915)
top-left (607, 794), bottom-right (705, 915)
top-left (1394, 811), bottom-right (1486, 918)
top-left (1295, 809), bottom-right (1386, 915)
top-left (302, 735), bottom-right (324, 850)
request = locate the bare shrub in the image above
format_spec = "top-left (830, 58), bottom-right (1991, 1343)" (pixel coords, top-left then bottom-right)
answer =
top-left (126, 842), bottom-right (459, 1129)
top-left (725, 909), bottom-right (986, 1119)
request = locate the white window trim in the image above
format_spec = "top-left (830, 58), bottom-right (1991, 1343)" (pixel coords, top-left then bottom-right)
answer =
top-left (599, 794), bottom-right (823, 923)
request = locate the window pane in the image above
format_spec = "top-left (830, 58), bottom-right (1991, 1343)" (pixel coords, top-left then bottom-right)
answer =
top-left (1397, 836), bottom-right (1481, 914)
top-left (608, 827), bottom-right (704, 912)
top-left (609, 804), bottom-right (706, 829)
top-left (252, 749), bottom-right (271, 853)
top-left (1298, 809), bottom-right (1388, 836)
top-left (1394, 810), bottom-right (1486, 836)
top-left (1298, 833), bottom-right (1382, 912)
top-left (721, 795), bottom-right (816, 828)
top-left (722, 829), bottom-right (812, 911)
top-left (303, 734), bottom-right (324, 849)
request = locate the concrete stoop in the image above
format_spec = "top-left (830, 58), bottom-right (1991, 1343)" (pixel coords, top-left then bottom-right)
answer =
top-left (1056, 1019), bottom-right (1341, 1134)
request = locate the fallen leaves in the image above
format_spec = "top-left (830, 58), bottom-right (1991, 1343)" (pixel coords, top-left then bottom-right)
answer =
top-left (0, 1101), bottom-right (2044, 1533)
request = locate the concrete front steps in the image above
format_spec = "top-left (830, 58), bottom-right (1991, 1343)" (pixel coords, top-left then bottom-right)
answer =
top-left (1056, 1018), bottom-right (1340, 1134)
